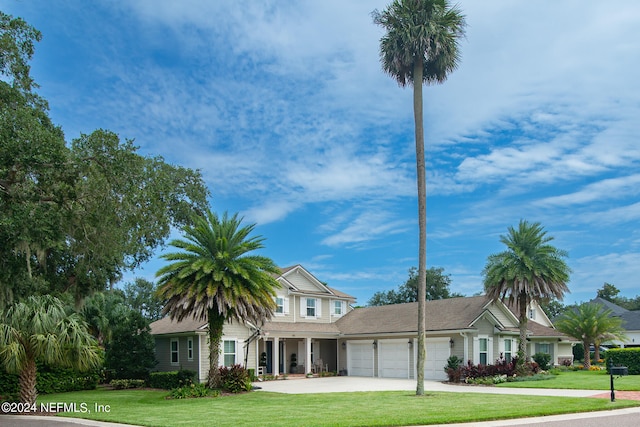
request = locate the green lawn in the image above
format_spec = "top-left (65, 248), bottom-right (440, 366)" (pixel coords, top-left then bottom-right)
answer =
top-left (38, 388), bottom-right (639, 427)
top-left (497, 370), bottom-right (640, 391)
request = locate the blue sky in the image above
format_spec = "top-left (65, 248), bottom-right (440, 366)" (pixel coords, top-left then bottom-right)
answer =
top-left (6, 1), bottom-right (640, 306)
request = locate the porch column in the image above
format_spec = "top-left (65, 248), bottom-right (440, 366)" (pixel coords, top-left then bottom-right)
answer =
top-left (273, 336), bottom-right (280, 376)
top-left (305, 337), bottom-right (312, 374)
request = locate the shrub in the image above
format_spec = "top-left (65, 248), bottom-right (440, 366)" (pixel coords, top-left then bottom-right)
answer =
top-left (219, 364), bottom-right (251, 393)
top-left (1, 364), bottom-right (99, 399)
top-left (110, 379), bottom-right (146, 389)
top-left (104, 310), bottom-right (157, 380)
top-left (572, 343), bottom-right (584, 362)
top-left (170, 382), bottom-right (218, 399)
top-left (444, 355), bottom-right (463, 383)
top-left (606, 348), bottom-right (640, 375)
top-left (532, 352), bottom-right (551, 371)
top-left (148, 370), bottom-right (197, 389)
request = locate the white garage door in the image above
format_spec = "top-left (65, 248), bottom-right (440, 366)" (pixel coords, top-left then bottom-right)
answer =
top-left (348, 341), bottom-right (374, 377)
top-left (379, 339), bottom-right (410, 378)
top-left (424, 338), bottom-right (450, 381)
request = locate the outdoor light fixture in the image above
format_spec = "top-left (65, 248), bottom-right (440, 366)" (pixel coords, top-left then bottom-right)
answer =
top-left (341, 342), bottom-right (346, 350)
top-left (373, 340), bottom-right (378, 349)
top-left (449, 338), bottom-right (454, 348)
top-left (408, 339), bottom-right (413, 348)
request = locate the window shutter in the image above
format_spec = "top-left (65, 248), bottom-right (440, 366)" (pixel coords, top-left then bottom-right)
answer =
top-left (284, 298), bottom-right (289, 314)
top-left (488, 337), bottom-right (494, 363)
top-left (473, 337), bottom-right (479, 365)
top-left (316, 298), bottom-right (321, 317)
top-left (341, 301), bottom-right (346, 315)
top-left (300, 298), bottom-right (306, 317)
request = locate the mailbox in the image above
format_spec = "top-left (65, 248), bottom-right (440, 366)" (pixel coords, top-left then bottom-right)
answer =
top-left (611, 366), bottom-right (628, 376)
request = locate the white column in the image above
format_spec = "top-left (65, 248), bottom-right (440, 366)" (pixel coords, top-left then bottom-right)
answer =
top-left (273, 337), bottom-right (280, 376)
top-left (305, 337), bottom-right (312, 374)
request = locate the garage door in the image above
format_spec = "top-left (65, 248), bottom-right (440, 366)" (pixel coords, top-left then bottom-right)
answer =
top-left (424, 338), bottom-right (450, 380)
top-left (348, 341), bottom-right (374, 377)
top-left (379, 339), bottom-right (410, 378)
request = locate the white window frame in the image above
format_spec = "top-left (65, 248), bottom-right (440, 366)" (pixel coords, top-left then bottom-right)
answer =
top-left (187, 337), bottom-right (194, 361)
top-left (529, 308), bottom-right (536, 320)
top-left (222, 339), bottom-right (237, 367)
top-left (332, 300), bottom-right (344, 316)
top-left (306, 298), bottom-right (316, 317)
top-left (170, 338), bottom-right (179, 365)
top-left (479, 338), bottom-right (488, 365)
top-left (275, 297), bottom-right (284, 315)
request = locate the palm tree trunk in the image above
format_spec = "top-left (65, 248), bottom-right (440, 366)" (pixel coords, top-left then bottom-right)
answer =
top-left (413, 59), bottom-right (427, 396)
top-left (583, 340), bottom-right (591, 370)
top-left (19, 358), bottom-right (38, 405)
top-left (208, 310), bottom-right (225, 388)
top-left (518, 294), bottom-right (528, 361)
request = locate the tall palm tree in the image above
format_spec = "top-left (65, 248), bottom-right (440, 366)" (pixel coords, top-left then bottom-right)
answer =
top-left (483, 220), bottom-right (571, 360)
top-left (156, 209), bottom-right (280, 388)
top-left (373, 0), bottom-right (466, 395)
top-left (0, 294), bottom-right (101, 405)
top-left (555, 302), bottom-right (627, 370)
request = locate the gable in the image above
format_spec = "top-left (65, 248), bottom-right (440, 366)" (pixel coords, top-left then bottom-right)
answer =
top-left (280, 265), bottom-right (332, 295)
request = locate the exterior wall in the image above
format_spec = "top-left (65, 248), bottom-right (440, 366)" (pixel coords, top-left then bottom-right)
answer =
top-left (487, 305), bottom-right (516, 328)
top-left (285, 270), bottom-right (321, 292)
top-left (222, 320), bottom-right (253, 368)
top-left (154, 335), bottom-right (200, 374)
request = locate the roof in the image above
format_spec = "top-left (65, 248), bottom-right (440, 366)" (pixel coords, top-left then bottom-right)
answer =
top-left (591, 297), bottom-right (629, 316)
top-left (150, 316), bottom-right (207, 335)
top-left (336, 296), bottom-right (491, 335)
top-left (263, 322), bottom-right (340, 335)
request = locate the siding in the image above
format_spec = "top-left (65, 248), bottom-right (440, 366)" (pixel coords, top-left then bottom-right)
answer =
top-left (154, 335), bottom-right (200, 374)
top-left (285, 270), bottom-right (322, 292)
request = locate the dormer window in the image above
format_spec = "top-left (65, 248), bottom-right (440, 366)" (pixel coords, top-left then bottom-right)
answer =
top-left (276, 297), bottom-right (284, 314)
top-left (529, 308), bottom-right (536, 320)
top-left (333, 300), bottom-right (342, 315)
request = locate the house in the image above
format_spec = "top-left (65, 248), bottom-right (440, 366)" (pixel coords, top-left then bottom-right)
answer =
top-left (590, 297), bottom-right (640, 348)
top-left (150, 265), bottom-right (575, 382)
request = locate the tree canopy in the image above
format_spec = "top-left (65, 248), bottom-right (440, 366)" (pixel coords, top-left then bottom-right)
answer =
top-left (0, 10), bottom-right (210, 308)
top-left (368, 267), bottom-right (462, 306)
top-left (483, 220), bottom-right (571, 359)
top-left (555, 302), bottom-right (627, 370)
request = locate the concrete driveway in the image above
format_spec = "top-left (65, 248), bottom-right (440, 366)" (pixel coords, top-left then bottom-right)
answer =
top-left (253, 376), bottom-right (600, 398)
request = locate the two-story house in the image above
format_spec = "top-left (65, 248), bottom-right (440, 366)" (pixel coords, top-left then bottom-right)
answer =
top-left (150, 265), bottom-right (576, 382)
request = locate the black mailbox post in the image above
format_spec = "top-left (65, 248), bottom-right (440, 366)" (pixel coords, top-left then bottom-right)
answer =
top-left (609, 360), bottom-right (629, 402)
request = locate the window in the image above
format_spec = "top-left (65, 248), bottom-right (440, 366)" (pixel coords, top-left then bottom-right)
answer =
top-left (275, 297), bottom-right (284, 314)
top-left (187, 338), bottom-right (194, 361)
top-left (306, 298), bottom-right (316, 317)
top-left (537, 343), bottom-right (551, 354)
top-left (334, 300), bottom-right (343, 316)
top-left (170, 339), bottom-right (179, 365)
top-left (223, 340), bottom-right (236, 367)
top-left (504, 339), bottom-right (512, 363)
top-left (529, 308), bottom-right (536, 320)
top-left (479, 338), bottom-right (488, 365)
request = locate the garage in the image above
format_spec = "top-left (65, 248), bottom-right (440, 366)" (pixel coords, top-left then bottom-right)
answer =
top-left (425, 338), bottom-right (450, 381)
top-left (347, 341), bottom-right (374, 377)
top-left (378, 339), bottom-right (410, 378)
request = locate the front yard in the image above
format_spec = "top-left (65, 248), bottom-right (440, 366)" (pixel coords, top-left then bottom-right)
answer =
top-left (497, 369), bottom-right (640, 390)
top-left (35, 385), bottom-right (640, 427)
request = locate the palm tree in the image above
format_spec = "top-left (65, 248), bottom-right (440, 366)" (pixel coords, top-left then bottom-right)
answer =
top-left (483, 220), bottom-right (571, 360)
top-left (156, 210), bottom-right (280, 388)
top-left (0, 294), bottom-right (101, 405)
top-left (373, 0), bottom-right (466, 395)
top-left (555, 302), bottom-right (627, 370)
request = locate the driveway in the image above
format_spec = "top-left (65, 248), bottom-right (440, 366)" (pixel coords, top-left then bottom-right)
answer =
top-left (253, 376), bottom-right (600, 398)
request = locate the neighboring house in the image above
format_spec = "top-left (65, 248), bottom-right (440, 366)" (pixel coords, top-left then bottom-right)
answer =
top-left (150, 265), bottom-right (575, 382)
top-left (590, 297), bottom-right (640, 348)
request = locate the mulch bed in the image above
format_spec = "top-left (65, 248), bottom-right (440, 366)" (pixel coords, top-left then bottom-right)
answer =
top-left (590, 391), bottom-right (640, 401)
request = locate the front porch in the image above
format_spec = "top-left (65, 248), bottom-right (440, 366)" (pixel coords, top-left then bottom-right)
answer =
top-left (256, 337), bottom-right (338, 375)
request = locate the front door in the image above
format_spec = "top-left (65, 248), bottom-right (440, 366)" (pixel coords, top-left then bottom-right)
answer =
top-left (266, 341), bottom-right (273, 374)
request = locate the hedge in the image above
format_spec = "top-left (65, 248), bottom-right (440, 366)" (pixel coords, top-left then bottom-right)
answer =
top-left (148, 370), bottom-right (197, 389)
top-left (606, 348), bottom-right (640, 375)
top-left (0, 364), bottom-right (99, 401)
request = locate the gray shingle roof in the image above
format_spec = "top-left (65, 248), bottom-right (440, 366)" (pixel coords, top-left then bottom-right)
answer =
top-left (150, 316), bottom-right (206, 335)
top-left (336, 296), bottom-right (491, 335)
